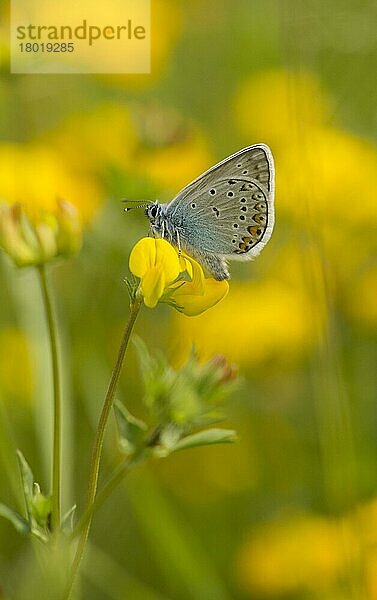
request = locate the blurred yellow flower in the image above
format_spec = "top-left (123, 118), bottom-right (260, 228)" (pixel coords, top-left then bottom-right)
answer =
top-left (41, 105), bottom-right (138, 176)
top-left (99, 0), bottom-right (182, 88)
top-left (235, 67), bottom-right (377, 330)
top-left (173, 274), bottom-right (319, 367)
top-left (236, 513), bottom-right (357, 597)
top-left (137, 123), bottom-right (212, 192)
top-left (235, 67), bottom-right (377, 223)
top-left (277, 126), bottom-right (377, 327)
top-left (0, 143), bottom-right (101, 222)
top-left (44, 103), bottom-right (212, 196)
top-left (235, 68), bottom-right (331, 147)
top-left (236, 498), bottom-right (377, 599)
top-left (129, 237), bottom-right (228, 315)
top-left (278, 126), bottom-right (377, 226)
top-left (358, 498), bottom-right (377, 600)
top-left (236, 68), bottom-right (377, 222)
top-left (0, 200), bottom-right (82, 267)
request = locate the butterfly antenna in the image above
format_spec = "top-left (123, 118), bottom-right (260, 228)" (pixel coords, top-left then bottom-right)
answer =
top-left (121, 198), bottom-right (150, 212)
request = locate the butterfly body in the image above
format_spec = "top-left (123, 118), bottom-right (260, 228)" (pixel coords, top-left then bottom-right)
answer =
top-left (142, 144), bottom-right (275, 280)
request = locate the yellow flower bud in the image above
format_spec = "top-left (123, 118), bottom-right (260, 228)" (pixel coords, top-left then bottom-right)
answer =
top-left (0, 203), bottom-right (39, 266)
top-left (56, 199), bottom-right (82, 257)
top-left (35, 219), bottom-right (58, 262)
top-left (0, 200), bottom-right (82, 268)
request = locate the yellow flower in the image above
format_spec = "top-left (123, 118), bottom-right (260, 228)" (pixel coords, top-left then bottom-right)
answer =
top-left (167, 254), bottom-right (229, 317)
top-left (129, 237), bottom-right (180, 308)
top-left (129, 237), bottom-right (229, 316)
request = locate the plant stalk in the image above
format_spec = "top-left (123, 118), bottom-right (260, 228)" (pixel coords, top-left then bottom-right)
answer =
top-left (64, 297), bottom-right (142, 599)
top-left (37, 265), bottom-right (62, 533)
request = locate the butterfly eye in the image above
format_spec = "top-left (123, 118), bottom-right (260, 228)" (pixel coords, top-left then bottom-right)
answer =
top-left (149, 205), bottom-right (158, 218)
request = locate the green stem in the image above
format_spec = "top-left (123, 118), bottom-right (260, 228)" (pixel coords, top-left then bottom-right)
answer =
top-left (37, 265), bottom-right (61, 533)
top-left (64, 297), bottom-right (142, 600)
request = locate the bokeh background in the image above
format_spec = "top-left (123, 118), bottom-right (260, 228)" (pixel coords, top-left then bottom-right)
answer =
top-left (1, 0), bottom-right (377, 598)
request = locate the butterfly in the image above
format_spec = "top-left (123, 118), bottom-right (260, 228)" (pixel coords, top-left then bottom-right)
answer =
top-left (124, 144), bottom-right (275, 280)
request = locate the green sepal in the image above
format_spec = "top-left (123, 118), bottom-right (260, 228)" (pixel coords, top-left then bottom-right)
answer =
top-left (124, 275), bottom-right (140, 302)
top-left (151, 424), bottom-right (183, 458)
top-left (114, 400), bottom-right (147, 455)
top-left (31, 483), bottom-right (52, 529)
top-left (62, 504), bottom-right (77, 534)
top-left (133, 336), bottom-right (176, 415)
top-left (16, 449), bottom-right (34, 522)
top-left (0, 502), bottom-right (30, 535)
top-left (16, 449), bottom-right (52, 540)
top-left (172, 428), bottom-right (238, 452)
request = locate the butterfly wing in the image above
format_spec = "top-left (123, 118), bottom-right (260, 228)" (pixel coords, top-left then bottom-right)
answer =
top-left (165, 144), bottom-right (275, 260)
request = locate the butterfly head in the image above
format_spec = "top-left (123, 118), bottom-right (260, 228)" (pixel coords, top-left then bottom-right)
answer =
top-left (145, 201), bottom-right (167, 237)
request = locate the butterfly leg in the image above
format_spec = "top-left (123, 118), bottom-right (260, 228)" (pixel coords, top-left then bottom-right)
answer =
top-left (193, 251), bottom-right (230, 280)
top-left (176, 229), bottom-right (182, 257)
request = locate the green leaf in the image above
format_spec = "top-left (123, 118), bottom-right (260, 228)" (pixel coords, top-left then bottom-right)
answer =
top-left (114, 401), bottom-right (147, 455)
top-left (172, 428), bottom-right (238, 452)
top-left (0, 502), bottom-right (30, 535)
top-left (16, 449), bottom-right (34, 522)
top-left (62, 504), bottom-right (77, 533)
